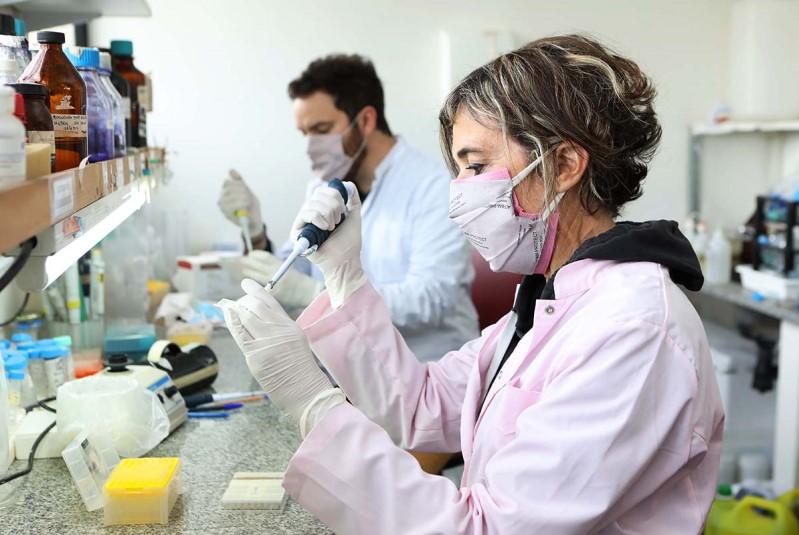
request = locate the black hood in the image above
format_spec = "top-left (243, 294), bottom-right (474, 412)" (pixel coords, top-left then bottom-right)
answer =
top-left (511, 220), bottom-right (703, 338)
top-left (565, 220), bottom-right (704, 292)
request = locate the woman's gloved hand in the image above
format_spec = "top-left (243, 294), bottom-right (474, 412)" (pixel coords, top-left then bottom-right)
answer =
top-left (219, 278), bottom-right (344, 436)
top-left (240, 250), bottom-right (324, 309)
top-left (292, 182), bottom-right (368, 308)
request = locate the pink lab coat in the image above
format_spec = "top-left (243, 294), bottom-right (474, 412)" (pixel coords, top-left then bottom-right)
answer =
top-left (284, 258), bottom-right (725, 534)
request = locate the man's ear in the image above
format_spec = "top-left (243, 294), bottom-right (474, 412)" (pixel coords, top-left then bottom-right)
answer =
top-left (359, 106), bottom-right (378, 136)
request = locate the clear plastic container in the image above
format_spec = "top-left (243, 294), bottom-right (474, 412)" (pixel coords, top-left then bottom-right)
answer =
top-left (104, 457), bottom-right (181, 525)
top-left (40, 346), bottom-right (68, 397)
top-left (18, 343), bottom-right (47, 400)
top-left (62, 426), bottom-right (120, 511)
top-left (103, 324), bottom-right (156, 363)
top-left (3, 351), bottom-right (36, 410)
top-left (62, 46), bottom-right (112, 163)
top-left (51, 336), bottom-right (75, 381)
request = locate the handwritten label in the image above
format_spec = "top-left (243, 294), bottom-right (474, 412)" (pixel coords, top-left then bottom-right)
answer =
top-left (52, 114), bottom-right (88, 139)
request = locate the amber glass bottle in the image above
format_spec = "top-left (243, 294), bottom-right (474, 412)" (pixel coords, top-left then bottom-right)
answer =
top-left (110, 40), bottom-right (146, 148)
top-left (18, 31), bottom-right (87, 171)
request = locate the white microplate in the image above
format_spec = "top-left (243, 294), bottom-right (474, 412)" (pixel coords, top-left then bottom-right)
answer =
top-left (221, 472), bottom-right (288, 511)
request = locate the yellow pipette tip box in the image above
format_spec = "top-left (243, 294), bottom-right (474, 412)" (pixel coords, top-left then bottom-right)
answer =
top-left (103, 457), bottom-right (182, 526)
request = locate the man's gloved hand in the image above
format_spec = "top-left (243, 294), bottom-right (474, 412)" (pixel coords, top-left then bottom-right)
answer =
top-left (218, 175), bottom-right (264, 238)
top-left (219, 278), bottom-right (344, 436)
top-left (291, 182), bottom-right (367, 308)
top-left (240, 251), bottom-right (324, 309)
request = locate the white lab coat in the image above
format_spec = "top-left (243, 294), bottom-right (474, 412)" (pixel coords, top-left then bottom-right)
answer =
top-left (279, 136), bottom-right (479, 362)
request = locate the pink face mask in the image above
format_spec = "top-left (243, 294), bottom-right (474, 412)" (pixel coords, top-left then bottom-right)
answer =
top-left (305, 117), bottom-right (367, 182)
top-left (448, 153), bottom-right (563, 275)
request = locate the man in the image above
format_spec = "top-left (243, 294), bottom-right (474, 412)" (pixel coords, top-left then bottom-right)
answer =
top-left (218, 54), bottom-right (478, 365)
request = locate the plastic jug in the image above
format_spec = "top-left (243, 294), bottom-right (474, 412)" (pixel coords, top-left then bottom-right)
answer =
top-left (705, 495), bottom-right (799, 535)
top-left (778, 489), bottom-right (799, 520)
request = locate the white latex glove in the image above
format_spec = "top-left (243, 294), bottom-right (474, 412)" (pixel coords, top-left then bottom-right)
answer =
top-left (240, 251), bottom-right (324, 309)
top-left (219, 278), bottom-right (345, 436)
top-left (218, 175), bottom-right (264, 237)
top-left (291, 182), bottom-right (368, 308)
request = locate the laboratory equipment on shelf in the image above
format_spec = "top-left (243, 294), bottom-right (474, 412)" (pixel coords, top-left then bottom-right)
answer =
top-left (63, 46), bottom-right (113, 163)
top-left (753, 196), bottom-right (798, 277)
top-left (110, 40), bottom-right (146, 148)
top-left (267, 178), bottom-right (355, 289)
top-left (98, 52), bottom-right (126, 158)
top-left (0, 14), bottom-right (29, 76)
top-left (228, 169), bottom-right (254, 252)
top-left (19, 31), bottom-right (88, 172)
top-left (0, 85), bottom-right (26, 185)
top-left (7, 83), bottom-right (55, 171)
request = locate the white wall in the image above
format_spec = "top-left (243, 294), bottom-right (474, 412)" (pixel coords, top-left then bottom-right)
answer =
top-left (89, 0), bottom-right (732, 251)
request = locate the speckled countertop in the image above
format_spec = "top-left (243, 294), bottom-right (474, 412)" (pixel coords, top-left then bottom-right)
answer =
top-left (1, 333), bottom-right (332, 535)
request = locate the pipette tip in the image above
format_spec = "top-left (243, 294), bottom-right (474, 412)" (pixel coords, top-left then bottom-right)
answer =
top-left (266, 281), bottom-right (275, 290)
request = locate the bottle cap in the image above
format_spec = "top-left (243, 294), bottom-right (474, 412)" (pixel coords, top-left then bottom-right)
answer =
top-left (36, 31), bottom-right (65, 45)
top-left (64, 46), bottom-right (100, 70)
top-left (99, 51), bottom-right (112, 73)
top-left (110, 40), bottom-right (133, 56)
top-left (13, 92), bottom-right (25, 125)
top-left (4, 353), bottom-right (28, 370)
top-left (10, 332), bottom-right (32, 344)
top-left (52, 335), bottom-right (73, 348)
top-left (0, 14), bottom-right (14, 37)
top-left (6, 82), bottom-right (47, 98)
top-left (7, 370), bottom-right (25, 381)
top-left (14, 18), bottom-right (25, 38)
top-left (40, 346), bottom-right (66, 360)
top-left (0, 58), bottom-right (17, 73)
top-left (0, 340), bottom-right (9, 350)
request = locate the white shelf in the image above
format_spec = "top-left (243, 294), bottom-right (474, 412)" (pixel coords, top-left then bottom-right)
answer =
top-left (0, 0), bottom-right (150, 30)
top-left (691, 120), bottom-right (799, 137)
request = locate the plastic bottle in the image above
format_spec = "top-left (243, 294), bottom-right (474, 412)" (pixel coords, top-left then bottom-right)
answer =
top-left (22, 344), bottom-right (47, 400)
top-left (706, 230), bottom-right (733, 285)
top-left (40, 346), bottom-right (68, 397)
top-left (14, 19), bottom-right (30, 64)
top-left (52, 335), bottom-right (75, 381)
top-left (3, 352), bottom-right (35, 414)
top-left (0, 58), bottom-right (16, 85)
top-left (90, 248), bottom-right (105, 319)
top-left (110, 40), bottom-right (146, 148)
top-left (0, 14), bottom-right (28, 77)
top-left (99, 47), bottom-right (131, 149)
top-left (0, 85), bottom-right (26, 185)
top-left (63, 47), bottom-right (113, 163)
top-left (98, 52), bottom-right (126, 157)
top-left (19, 31), bottom-right (88, 171)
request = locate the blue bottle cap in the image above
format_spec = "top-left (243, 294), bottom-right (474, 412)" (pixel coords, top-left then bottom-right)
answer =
top-left (7, 369), bottom-right (25, 381)
top-left (11, 333), bottom-right (32, 343)
top-left (52, 336), bottom-right (73, 348)
top-left (63, 46), bottom-right (100, 69)
top-left (752, 292), bottom-right (766, 302)
top-left (0, 340), bottom-right (9, 350)
top-left (40, 347), bottom-right (66, 360)
top-left (14, 18), bottom-right (25, 37)
top-left (110, 40), bottom-right (133, 56)
top-left (4, 353), bottom-right (28, 370)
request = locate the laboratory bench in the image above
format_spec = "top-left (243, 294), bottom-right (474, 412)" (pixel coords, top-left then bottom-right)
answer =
top-left (2, 333), bottom-right (332, 535)
top-left (691, 281), bottom-right (799, 495)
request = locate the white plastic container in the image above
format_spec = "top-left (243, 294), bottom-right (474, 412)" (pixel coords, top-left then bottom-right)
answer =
top-left (0, 85), bottom-right (26, 185)
top-left (0, 59), bottom-right (17, 85)
top-left (706, 230), bottom-right (732, 285)
top-left (736, 264), bottom-right (799, 301)
top-left (62, 426), bottom-right (120, 511)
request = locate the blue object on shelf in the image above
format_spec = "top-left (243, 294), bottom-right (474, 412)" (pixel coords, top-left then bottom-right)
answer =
top-left (103, 324), bottom-right (157, 363)
top-left (752, 292), bottom-right (766, 302)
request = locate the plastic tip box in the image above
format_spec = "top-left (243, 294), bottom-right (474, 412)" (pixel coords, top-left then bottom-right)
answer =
top-left (103, 457), bottom-right (181, 525)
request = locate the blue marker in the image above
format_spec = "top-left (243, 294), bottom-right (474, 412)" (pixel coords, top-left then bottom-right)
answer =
top-left (188, 411), bottom-right (230, 419)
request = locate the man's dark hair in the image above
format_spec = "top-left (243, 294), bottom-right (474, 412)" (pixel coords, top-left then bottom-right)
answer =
top-left (288, 54), bottom-right (392, 135)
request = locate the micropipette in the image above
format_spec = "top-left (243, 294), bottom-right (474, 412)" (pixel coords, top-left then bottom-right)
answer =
top-left (228, 169), bottom-right (254, 252)
top-left (267, 178), bottom-right (355, 290)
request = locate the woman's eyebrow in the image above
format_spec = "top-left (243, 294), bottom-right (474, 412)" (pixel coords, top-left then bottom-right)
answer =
top-left (456, 147), bottom-right (485, 159)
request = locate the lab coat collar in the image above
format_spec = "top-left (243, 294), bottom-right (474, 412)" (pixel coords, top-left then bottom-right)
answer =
top-left (362, 136), bottom-right (406, 216)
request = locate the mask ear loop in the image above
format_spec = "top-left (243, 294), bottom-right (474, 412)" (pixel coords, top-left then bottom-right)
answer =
top-left (344, 110), bottom-right (368, 161)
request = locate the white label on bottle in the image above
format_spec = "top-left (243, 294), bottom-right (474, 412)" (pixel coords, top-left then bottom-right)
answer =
top-left (29, 130), bottom-right (56, 163)
top-left (0, 138), bottom-right (25, 180)
top-left (51, 175), bottom-right (74, 220)
top-left (121, 97), bottom-right (131, 120)
top-left (52, 113), bottom-right (88, 139)
top-left (137, 85), bottom-right (150, 112)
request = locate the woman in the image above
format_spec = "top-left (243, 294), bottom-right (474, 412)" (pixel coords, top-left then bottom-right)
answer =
top-left (222, 34), bottom-right (724, 534)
